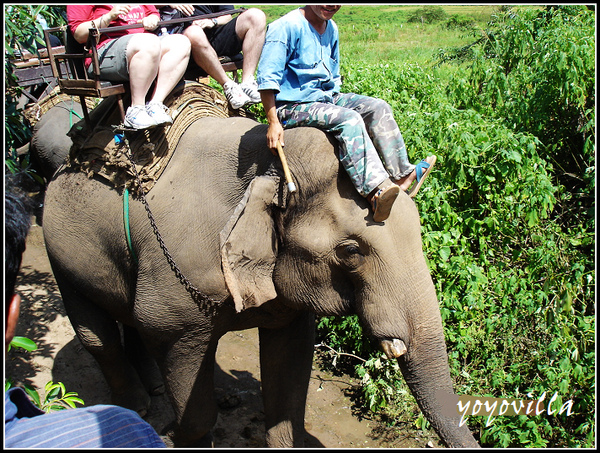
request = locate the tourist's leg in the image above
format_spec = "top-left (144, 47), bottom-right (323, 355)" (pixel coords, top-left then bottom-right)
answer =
top-left (150, 33), bottom-right (191, 103)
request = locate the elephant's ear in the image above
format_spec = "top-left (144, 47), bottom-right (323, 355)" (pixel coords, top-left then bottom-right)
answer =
top-left (220, 175), bottom-right (284, 312)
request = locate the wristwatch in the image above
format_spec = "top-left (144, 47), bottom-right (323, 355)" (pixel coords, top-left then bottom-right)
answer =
top-left (212, 18), bottom-right (218, 27)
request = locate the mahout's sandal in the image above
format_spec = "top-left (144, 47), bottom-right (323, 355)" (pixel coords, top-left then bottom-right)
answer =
top-left (370, 183), bottom-right (400, 222)
top-left (407, 155), bottom-right (437, 198)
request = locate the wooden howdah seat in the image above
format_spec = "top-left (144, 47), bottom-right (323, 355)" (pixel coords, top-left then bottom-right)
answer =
top-left (41, 8), bottom-right (246, 130)
top-left (43, 26), bottom-right (126, 129)
top-left (9, 44), bottom-right (67, 104)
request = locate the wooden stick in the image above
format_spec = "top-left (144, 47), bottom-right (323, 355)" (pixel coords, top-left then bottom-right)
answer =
top-left (276, 141), bottom-right (297, 193)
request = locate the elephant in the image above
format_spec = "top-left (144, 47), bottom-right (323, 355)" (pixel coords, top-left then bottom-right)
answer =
top-left (39, 112), bottom-right (480, 448)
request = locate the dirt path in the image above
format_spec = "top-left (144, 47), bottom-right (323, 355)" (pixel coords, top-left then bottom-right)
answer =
top-left (6, 222), bottom-right (437, 448)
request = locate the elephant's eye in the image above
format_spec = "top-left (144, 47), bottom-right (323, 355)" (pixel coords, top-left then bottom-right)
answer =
top-left (336, 243), bottom-right (365, 270)
top-left (345, 244), bottom-right (361, 255)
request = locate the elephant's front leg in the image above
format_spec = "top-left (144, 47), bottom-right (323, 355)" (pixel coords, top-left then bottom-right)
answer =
top-left (157, 333), bottom-right (219, 447)
top-left (259, 312), bottom-right (315, 447)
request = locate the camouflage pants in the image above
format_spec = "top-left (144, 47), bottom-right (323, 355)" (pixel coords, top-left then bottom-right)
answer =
top-left (277, 93), bottom-right (415, 197)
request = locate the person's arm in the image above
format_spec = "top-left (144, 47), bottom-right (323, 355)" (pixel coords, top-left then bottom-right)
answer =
top-left (165, 4), bottom-right (195, 16)
top-left (67, 5), bottom-right (99, 44)
top-left (257, 19), bottom-right (291, 152)
top-left (140, 6), bottom-right (160, 32)
top-left (70, 5), bottom-right (132, 44)
top-left (213, 4), bottom-right (235, 26)
top-left (331, 23), bottom-right (342, 91)
top-left (261, 90), bottom-right (285, 153)
top-left (211, 14), bottom-right (232, 27)
top-left (167, 5), bottom-right (232, 28)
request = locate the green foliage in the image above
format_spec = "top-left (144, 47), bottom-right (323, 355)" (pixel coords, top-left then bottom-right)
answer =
top-left (315, 5), bottom-right (594, 448)
top-left (356, 357), bottom-right (409, 414)
top-left (317, 315), bottom-right (377, 363)
top-left (8, 336), bottom-right (38, 352)
top-left (22, 381), bottom-right (85, 413)
top-left (445, 14), bottom-right (476, 31)
top-left (4, 5), bottom-right (65, 60)
top-left (4, 5), bottom-right (66, 176)
top-left (6, 335), bottom-right (84, 412)
top-left (407, 6), bottom-right (448, 24)
top-left (444, 6), bottom-right (595, 224)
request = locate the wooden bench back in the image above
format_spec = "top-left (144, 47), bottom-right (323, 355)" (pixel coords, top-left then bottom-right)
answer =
top-left (42, 26), bottom-right (126, 126)
top-left (43, 26), bottom-right (126, 99)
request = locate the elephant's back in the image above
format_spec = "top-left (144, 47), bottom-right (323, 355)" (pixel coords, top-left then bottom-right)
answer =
top-left (171, 116), bottom-right (268, 172)
top-left (120, 117), bottom-right (270, 303)
top-left (156, 116), bottom-right (270, 215)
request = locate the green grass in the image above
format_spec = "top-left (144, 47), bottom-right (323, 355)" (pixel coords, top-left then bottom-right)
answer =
top-left (242, 5), bottom-right (501, 66)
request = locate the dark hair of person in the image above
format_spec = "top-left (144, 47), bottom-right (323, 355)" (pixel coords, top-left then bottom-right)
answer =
top-left (5, 183), bottom-right (32, 306)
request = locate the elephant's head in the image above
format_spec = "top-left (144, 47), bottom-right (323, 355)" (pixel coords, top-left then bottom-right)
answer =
top-left (220, 126), bottom-right (479, 448)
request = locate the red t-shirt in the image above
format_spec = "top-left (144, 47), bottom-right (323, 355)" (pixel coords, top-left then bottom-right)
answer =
top-left (67, 5), bottom-right (159, 50)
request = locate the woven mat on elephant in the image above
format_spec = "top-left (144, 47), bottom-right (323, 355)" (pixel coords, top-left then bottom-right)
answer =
top-left (23, 86), bottom-right (99, 127)
top-left (66, 81), bottom-right (250, 196)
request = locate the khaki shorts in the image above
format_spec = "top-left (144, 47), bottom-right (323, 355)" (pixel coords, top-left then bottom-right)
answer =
top-left (89, 34), bottom-right (135, 82)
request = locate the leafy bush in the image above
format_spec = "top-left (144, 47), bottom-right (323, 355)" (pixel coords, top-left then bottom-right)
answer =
top-left (407, 6), bottom-right (448, 24)
top-left (6, 337), bottom-right (84, 412)
top-left (22, 381), bottom-right (85, 412)
top-left (4, 5), bottom-right (66, 176)
top-left (445, 6), bottom-right (595, 210)
top-left (445, 14), bottom-right (476, 30)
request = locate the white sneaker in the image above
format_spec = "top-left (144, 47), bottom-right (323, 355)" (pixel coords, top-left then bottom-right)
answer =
top-left (146, 101), bottom-right (173, 127)
top-left (124, 105), bottom-right (157, 130)
top-left (223, 81), bottom-right (251, 109)
top-left (240, 79), bottom-right (261, 104)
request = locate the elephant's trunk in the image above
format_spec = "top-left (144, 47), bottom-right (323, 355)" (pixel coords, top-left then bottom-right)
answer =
top-left (395, 317), bottom-right (480, 448)
top-left (358, 280), bottom-right (479, 446)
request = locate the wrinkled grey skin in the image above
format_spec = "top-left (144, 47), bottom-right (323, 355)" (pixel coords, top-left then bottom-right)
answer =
top-left (29, 100), bottom-right (86, 182)
top-left (29, 98), bottom-right (117, 182)
top-left (40, 115), bottom-right (479, 448)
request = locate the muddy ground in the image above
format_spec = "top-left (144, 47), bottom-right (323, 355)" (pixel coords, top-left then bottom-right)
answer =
top-left (6, 219), bottom-right (440, 448)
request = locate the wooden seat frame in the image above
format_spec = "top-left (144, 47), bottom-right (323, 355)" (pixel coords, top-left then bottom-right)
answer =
top-left (9, 45), bottom-right (66, 104)
top-left (44, 25), bottom-right (126, 128)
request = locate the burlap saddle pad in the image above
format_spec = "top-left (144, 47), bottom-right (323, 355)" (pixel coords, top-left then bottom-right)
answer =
top-left (34, 81), bottom-right (249, 197)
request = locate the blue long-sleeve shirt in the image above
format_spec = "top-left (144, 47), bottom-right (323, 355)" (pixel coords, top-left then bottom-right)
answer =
top-left (5, 387), bottom-right (165, 448)
top-left (257, 8), bottom-right (342, 106)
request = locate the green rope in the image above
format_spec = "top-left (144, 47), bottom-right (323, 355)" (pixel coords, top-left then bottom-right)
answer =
top-left (123, 188), bottom-right (139, 264)
top-left (68, 98), bottom-right (83, 127)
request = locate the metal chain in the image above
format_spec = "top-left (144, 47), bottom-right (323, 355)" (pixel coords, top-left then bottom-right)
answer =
top-left (119, 132), bottom-right (223, 309)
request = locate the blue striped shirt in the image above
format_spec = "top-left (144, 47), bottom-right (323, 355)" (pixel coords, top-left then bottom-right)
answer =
top-left (5, 387), bottom-right (165, 448)
top-left (257, 8), bottom-right (342, 106)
